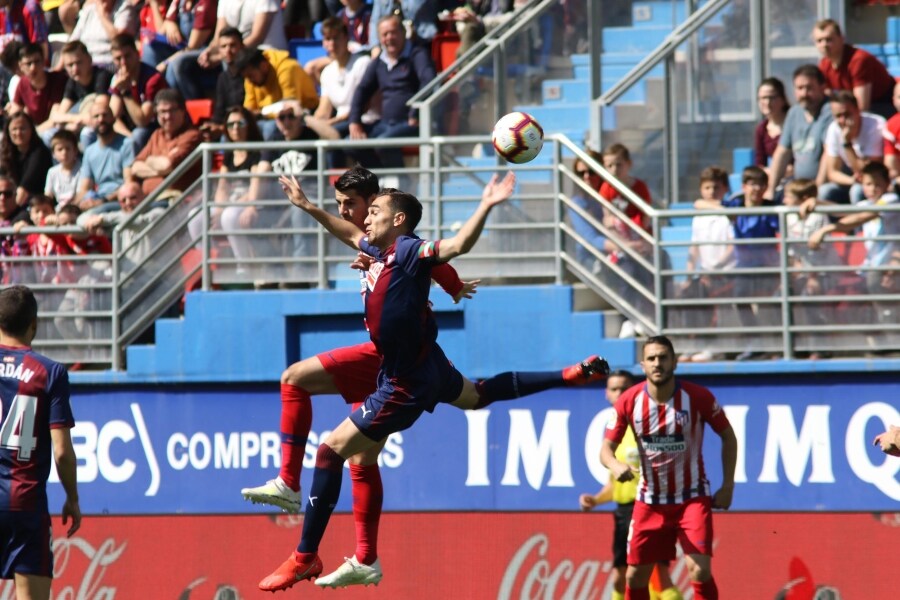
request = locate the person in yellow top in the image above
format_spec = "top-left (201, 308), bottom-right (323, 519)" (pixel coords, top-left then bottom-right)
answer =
top-left (579, 370), bottom-right (683, 600)
top-left (235, 47), bottom-right (319, 139)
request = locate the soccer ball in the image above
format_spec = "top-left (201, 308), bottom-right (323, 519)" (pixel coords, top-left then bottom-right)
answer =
top-left (491, 112), bottom-right (544, 164)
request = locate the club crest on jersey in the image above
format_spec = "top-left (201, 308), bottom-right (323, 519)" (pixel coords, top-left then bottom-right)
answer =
top-left (675, 409), bottom-right (690, 426)
top-left (418, 241), bottom-right (436, 259)
top-left (366, 261), bottom-right (385, 291)
top-left (386, 253), bottom-right (395, 265)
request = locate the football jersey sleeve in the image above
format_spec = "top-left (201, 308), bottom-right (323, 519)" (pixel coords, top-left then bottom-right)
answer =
top-left (604, 394), bottom-right (631, 443)
top-left (394, 236), bottom-right (440, 276)
top-left (46, 363), bottom-right (74, 429)
top-left (358, 237), bottom-right (381, 258)
top-left (691, 384), bottom-right (730, 433)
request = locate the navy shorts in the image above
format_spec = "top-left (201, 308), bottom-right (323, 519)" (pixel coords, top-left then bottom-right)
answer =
top-left (0, 510), bottom-right (53, 579)
top-left (350, 344), bottom-right (464, 441)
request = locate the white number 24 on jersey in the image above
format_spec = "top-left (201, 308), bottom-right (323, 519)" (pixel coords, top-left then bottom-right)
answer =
top-left (0, 395), bottom-right (38, 461)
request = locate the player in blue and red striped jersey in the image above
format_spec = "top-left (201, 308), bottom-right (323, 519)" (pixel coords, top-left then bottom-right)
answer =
top-left (257, 173), bottom-right (608, 592)
top-left (601, 336), bottom-right (737, 600)
top-left (243, 167), bottom-right (607, 589)
top-left (0, 285), bottom-right (80, 600)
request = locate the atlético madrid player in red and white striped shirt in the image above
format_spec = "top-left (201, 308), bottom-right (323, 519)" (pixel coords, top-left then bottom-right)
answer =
top-left (602, 336), bottom-right (737, 600)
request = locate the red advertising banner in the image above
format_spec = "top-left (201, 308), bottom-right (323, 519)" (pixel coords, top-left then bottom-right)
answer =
top-left (8, 512), bottom-right (897, 598)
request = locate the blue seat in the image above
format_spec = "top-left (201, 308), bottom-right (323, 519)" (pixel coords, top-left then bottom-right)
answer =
top-left (888, 16), bottom-right (900, 44)
top-left (732, 147), bottom-right (753, 172)
top-left (288, 39), bottom-right (326, 65)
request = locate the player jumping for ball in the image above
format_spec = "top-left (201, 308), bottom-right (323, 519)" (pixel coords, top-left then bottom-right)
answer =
top-left (256, 174), bottom-right (609, 592)
top-left (244, 168), bottom-right (609, 589)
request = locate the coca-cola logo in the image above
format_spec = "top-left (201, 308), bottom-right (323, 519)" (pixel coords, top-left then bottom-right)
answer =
top-left (53, 537), bottom-right (127, 599)
top-left (498, 533), bottom-right (607, 600)
top-left (498, 532), bottom-right (694, 599)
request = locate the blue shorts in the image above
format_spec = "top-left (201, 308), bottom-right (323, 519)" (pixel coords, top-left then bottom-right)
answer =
top-left (0, 511), bottom-right (53, 579)
top-left (350, 344), bottom-right (464, 441)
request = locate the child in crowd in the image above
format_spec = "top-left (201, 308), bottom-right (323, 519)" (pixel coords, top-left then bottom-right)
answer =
top-left (723, 166), bottom-right (782, 359)
top-left (680, 166), bottom-right (735, 362)
top-left (45, 130), bottom-right (82, 209)
top-left (782, 180), bottom-right (844, 349)
top-left (597, 143), bottom-right (659, 338)
top-left (13, 195), bottom-right (66, 284)
top-left (809, 162), bottom-right (900, 326)
top-left (46, 203), bottom-right (115, 343)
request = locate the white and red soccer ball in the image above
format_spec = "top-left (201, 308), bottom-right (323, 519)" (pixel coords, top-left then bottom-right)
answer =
top-left (491, 111), bottom-right (544, 164)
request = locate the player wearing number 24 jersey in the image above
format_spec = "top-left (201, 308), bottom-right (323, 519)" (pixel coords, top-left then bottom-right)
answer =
top-left (0, 285), bottom-right (80, 600)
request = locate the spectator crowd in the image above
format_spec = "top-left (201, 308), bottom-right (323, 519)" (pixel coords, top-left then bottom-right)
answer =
top-left (568, 18), bottom-right (900, 360)
top-left (0, 3), bottom-right (896, 364)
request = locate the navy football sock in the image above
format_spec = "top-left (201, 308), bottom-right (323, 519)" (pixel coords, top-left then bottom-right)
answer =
top-left (297, 444), bottom-right (345, 554)
top-left (473, 371), bottom-right (563, 409)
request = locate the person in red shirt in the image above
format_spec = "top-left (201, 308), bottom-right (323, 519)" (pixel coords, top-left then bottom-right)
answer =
top-left (814, 18), bottom-right (895, 118)
top-left (602, 335), bottom-right (737, 600)
top-left (9, 42), bottom-right (66, 139)
top-left (46, 203), bottom-right (114, 344)
top-left (596, 143), bottom-right (663, 337)
top-left (882, 80), bottom-right (900, 185)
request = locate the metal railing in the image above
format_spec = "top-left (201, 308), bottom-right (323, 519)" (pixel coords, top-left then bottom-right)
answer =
top-left (408, 0), bottom-right (559, 144)
top-left (13, 132), bottom-right (900, 368)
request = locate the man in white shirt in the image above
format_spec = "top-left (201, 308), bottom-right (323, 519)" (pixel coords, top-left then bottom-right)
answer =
top-left (68, 0), bottom-right (139, 67)
top-left (820, 89), bottom-right (886, 204)
top-left (313, 17), bottom-right (379, 169)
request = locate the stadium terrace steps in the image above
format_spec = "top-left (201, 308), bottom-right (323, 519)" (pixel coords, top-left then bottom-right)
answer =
top-left (125, 287), bottom-right (636, 382)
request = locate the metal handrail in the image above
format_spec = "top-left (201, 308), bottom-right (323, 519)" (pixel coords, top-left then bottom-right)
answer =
top-left (409, 0), bottom-right (557, 105)
top-left (409, 0), bottom-right (559, 139)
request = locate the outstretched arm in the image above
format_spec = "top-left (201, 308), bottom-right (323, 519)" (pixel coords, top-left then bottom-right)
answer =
top-left (432, 261), bottom-right (465, 298)
top-left (280, 175), bottom-right (365, 250)
top-left (436, 172), bottom-right (516, 262)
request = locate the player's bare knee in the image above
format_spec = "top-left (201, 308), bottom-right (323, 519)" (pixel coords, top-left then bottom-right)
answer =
top-left (282, 357), bottom-right (319, 386)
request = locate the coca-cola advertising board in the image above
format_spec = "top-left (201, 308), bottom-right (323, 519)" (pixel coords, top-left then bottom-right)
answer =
top-left (16, 511), bottom-right (898, 599)
top-left (53, 376), bottom-right (900, 514)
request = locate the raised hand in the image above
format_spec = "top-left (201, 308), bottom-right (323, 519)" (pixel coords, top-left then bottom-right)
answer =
top-left (482, 171), bottom-right (516, 208)
top-left (279, 175), bottom-right (312, 210)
